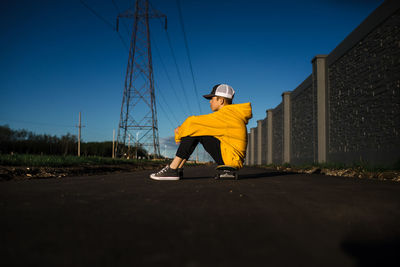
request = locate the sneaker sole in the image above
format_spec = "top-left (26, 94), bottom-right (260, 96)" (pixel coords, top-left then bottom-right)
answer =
top-left (150, 174), bottom-right (180, 181)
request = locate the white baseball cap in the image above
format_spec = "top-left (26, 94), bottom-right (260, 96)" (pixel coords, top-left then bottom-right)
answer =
top-left (203, 84), bottom-right (235, 100)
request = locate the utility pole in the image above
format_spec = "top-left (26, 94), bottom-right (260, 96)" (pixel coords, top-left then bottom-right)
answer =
top-left (128, 134), bottom-right (131, 159)
top-left (135, 132), bottom-right (139, 159)
top-left (76, 112), bottom-right (85, 157)
top-left (115, 0), bottom-right (166, 159)
top-left (112, 129), bottom-right (115, 158)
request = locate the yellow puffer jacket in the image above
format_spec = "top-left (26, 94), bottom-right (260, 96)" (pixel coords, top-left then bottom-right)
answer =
top-left (175, 103), bottom-right (253, 168)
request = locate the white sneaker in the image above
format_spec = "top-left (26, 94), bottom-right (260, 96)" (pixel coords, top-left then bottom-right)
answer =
top-left (150, 165), bottom-right (180, 181)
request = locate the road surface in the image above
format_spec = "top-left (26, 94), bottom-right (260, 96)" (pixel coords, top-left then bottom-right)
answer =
top-left (1, 165), bottom-right (400, 266)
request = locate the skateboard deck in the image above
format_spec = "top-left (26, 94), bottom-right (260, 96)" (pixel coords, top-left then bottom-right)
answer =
top-left (215, 165), bottom-right (239, 180)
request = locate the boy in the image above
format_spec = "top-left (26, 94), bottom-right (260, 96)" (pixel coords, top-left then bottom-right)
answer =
top-left (150, 84), bottom-right (252, 180)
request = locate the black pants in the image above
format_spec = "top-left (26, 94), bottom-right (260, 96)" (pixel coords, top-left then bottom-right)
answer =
top-left (176, 136), bottom-right (225, 165)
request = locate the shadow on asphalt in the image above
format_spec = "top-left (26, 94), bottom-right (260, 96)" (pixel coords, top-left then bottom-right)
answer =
top-left (341, 237), bottom-right (400, 267)
top-left (239, 171), bottom-right (294, 180)
top-left (183, 176), bottom-right (213, 180)
top-left (183, 170), bottom-right (293, 180)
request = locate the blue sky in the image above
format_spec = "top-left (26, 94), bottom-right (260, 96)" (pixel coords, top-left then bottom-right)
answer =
top-left (0, 0), bottom-right (384, 158)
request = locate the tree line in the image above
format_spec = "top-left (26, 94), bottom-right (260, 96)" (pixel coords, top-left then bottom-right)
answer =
top-left (0, 125), bottom-right (148, 158)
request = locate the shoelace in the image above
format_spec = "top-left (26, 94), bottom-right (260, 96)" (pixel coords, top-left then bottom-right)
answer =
top-left (157, 166), bottom-right (169, 175)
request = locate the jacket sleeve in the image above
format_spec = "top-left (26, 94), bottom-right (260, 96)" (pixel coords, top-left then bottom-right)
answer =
top-left (175, 112), bottom-right (227, 143)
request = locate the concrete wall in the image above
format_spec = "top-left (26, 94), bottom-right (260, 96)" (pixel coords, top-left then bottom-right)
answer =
top-left (290, 75), bottom-right (316, 165)
top-left (261, 118), bottom-right (267, 165)
top-left (327, 6), bottom-right (400, 165)
top-left (246, 0), bottom-right (400, 167)
top-left (250, 128), bottom-right (256, 165)
top-left (272, 104), bottom-right (283, 165)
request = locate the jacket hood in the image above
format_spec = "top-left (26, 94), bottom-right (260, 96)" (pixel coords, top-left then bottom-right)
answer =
top-left (221, 102), bottom-right (253, 124)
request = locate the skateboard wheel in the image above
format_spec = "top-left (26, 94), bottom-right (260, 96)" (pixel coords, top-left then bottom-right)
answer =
top-left (215, 174), bottom-right (220, 180)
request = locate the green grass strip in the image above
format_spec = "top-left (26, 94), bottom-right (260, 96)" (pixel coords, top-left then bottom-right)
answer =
top-left (0, 154), bottom-right (163, 167)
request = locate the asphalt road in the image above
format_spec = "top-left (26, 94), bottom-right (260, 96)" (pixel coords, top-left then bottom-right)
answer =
top-left (1, 165), bottom-right (400, 266)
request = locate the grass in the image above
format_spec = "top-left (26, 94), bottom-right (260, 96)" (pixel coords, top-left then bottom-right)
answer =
top-left (0, 154), bottom-right (166, 167)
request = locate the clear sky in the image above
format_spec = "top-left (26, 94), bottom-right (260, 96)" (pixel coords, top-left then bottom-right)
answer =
top-left (0, 0), bottom-right (384, 158)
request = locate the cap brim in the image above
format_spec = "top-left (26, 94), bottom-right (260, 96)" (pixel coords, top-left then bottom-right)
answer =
top-left (203, 94), bottom-right (215, 100)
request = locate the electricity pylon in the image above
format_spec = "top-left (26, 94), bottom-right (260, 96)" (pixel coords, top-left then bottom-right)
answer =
top-left (116, 0), bottom-right (166, 158)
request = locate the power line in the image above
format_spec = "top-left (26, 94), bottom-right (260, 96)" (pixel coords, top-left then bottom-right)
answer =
top-left (151, 34), bottom-right (190, 118)
top-left (111, 0), bottom-right (131, 36)
top-left (80, 0), bottom-right (115, 30)
top-left (154, 81), bottom-right (180, 126)
top-left (0, 119), bottom-right (75, 129)
top-left (0, 118), bottom-right (118, 134)
top-left (149, 2), bottom-right (194, 115)
top-left (176, 0), bottom-right (203, 114)
top-left (110, 0), bottom-right (132, 51)
top-left (79, 0), bottom-right (129, 50)
top-left (155, 99), bottom-right (176, 133)
top-left (164, 29), bottom-right (194, 115)
top-left (115, 30), bottom-right (130, 51)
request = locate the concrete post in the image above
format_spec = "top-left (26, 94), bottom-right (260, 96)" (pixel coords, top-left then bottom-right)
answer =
top-left (312, 55), bottom-right (328, 163)
top-left (267, 109), bottom-right (273, 165)
top-left (257, 120), bottom-right (263, 165)
top-left (247, 132), bottom-right (251, 165)
top-left (250, 128), bottom-right (255, 165)
top-left (282, 92), bottom-right (291, 164)
top-left (245, 133), bottom-right (250, 165)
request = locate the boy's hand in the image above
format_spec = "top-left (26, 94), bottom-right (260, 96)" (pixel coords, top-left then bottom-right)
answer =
top-left (174, 126), bottom-right (181, 144)
top-left (174, 126), bottom-right (180, 135)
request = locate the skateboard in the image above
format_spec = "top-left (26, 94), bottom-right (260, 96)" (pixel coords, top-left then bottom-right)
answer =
top-left (215, 165), bottom-right (239, 180)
